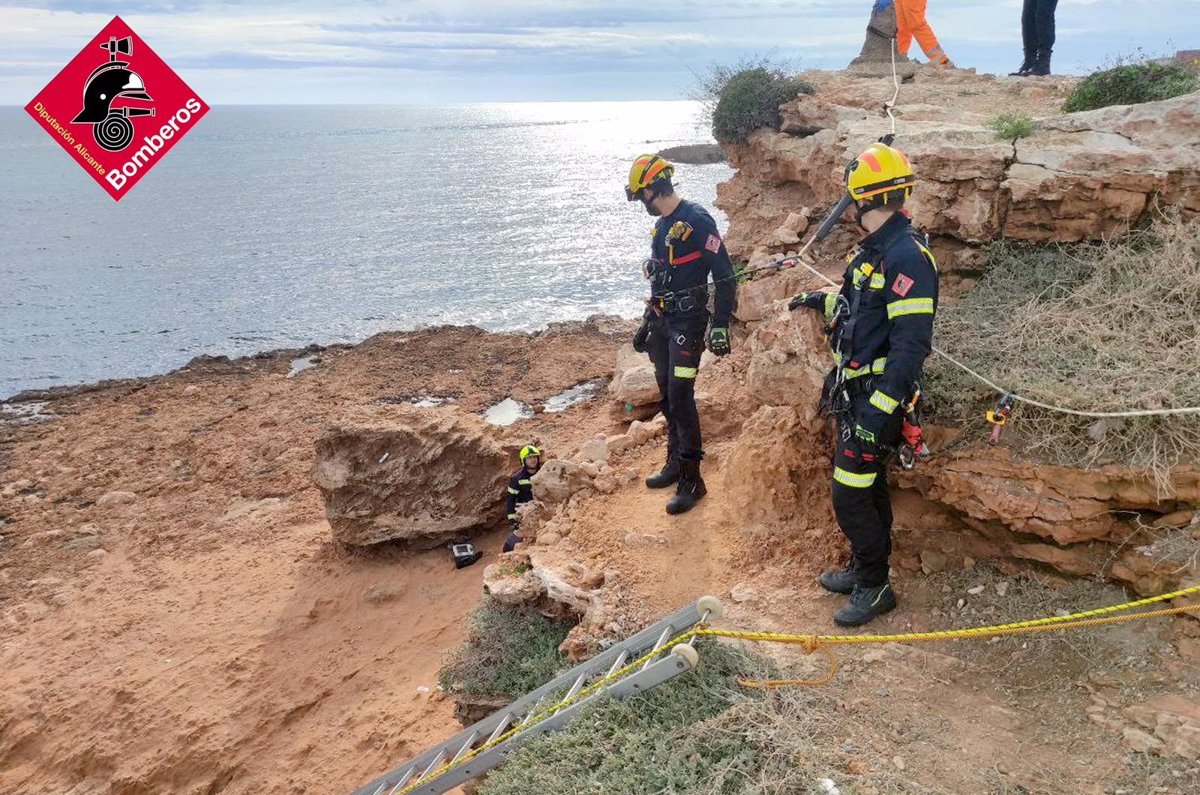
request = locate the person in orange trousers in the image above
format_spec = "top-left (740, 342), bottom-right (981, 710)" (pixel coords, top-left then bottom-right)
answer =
top-left (891, 0), bottom-right (953, 66)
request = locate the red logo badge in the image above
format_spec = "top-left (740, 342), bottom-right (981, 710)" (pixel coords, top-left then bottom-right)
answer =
top-left (892, 273), bottom-right (915, 297)
top-left (705, 234), bottom-right (722, 254)
top-left (24, 16), bottom-right (209, 200)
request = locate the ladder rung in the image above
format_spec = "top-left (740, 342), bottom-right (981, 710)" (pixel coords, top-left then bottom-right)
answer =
top-left (383, 766), bottom-right (417, 795)
top-left (486, 713), bottom-right (514, 745)
top-left (605, 650), bottom-right (629, 677)
top-left (417, 750), bottom-right (447, 782)
top-left (564, 672), bottom-right (587, 700)
top-left (642, 626), bottom-right (673, 670)
top-left (518, 697), bottom-right (546, 727)
top-left (449, 731), bottom-right (479, 765)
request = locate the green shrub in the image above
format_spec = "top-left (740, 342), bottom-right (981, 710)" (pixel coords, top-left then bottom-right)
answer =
top-left (1063, 61), bottom-right (1199, 112)
top-left (695, 58), bottom-right (813, 145)
top-left (438, 599), bottom-right (573, 700)
top-left (988, 110), bottom-right (1034, 141)
top-left (479, 641), bottom-right (774, 795)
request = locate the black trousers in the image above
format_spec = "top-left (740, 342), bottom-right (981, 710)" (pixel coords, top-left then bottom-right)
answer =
top-left (830, 390), bottom-right (904, 587)
top-left (646, 312), bottom-right (708, 460)
top-left (1021, 0), bottom-right (1058, 52)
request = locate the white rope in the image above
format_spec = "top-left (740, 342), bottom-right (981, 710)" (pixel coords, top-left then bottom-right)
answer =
top-left (886, 36), bottom-right (899, 136)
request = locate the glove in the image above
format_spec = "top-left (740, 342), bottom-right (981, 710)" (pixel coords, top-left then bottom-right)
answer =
top-left (853, 423), bottom-right (879, 459)
top-left (632, 312), bottom-right (651, 353)
top-left (707, 326), bottom-right (731, 356)
top-left (789, 291), bottom-right (825, 312)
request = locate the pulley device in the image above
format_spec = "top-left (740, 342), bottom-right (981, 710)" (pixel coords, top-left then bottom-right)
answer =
top-left (986, 393), bottom-right (1015, 445)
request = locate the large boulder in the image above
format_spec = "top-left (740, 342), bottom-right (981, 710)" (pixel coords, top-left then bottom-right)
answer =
top-left (608, 343), bottom-right (660, 418)
top-left (312, 405), bottom-right (510, 547)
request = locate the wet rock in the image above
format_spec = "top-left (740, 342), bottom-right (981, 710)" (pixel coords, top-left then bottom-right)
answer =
top-left (312, 405), bottom-right (510, 547)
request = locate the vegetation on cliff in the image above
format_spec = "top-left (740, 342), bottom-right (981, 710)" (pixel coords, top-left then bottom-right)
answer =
top-left (1063, 60), bottom-right (1198, 112)
top-left (439, 600), bottom-right (573, 700)
top-left (697, 59), bottom-right (814, 144)
top-left (925, 215), bottom-right (1200, 484)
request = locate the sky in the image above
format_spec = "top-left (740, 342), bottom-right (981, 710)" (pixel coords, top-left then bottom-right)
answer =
top-left (1, 0), bottom-right (1198, 104)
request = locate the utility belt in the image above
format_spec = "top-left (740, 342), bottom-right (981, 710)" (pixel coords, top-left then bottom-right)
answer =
top-left (650, 291), bottom-right (705, 315)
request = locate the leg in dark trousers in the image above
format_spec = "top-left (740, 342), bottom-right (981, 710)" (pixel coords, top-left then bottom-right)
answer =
top-left (664, 316), bottom-right (707, 459)
top-left (647, 315), bottom-right (678, 458)
top-left (831, 439), bottom-right (891, 588)
top-left (1012, 0), bottom-right (1039, 75)
top-left (1031, 0), bottom-right (1058, 74)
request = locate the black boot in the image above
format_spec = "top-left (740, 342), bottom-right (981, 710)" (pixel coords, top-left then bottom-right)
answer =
top-left (818, 561), bottom-right (860, 595)
top-left (645, 456), bottom-right (680, 489)
top-left (666, 456), bottom-right (706, 515)
top-left (834, 582), bottom-right (897, 627)
top-left (1031, 49), bottom-right (1051, 76)
top-left (1009, 49), bottom-right (1036, 76)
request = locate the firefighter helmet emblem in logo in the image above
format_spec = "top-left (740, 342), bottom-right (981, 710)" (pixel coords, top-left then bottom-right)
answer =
top-left (71, 36), bottom-right (155, 152)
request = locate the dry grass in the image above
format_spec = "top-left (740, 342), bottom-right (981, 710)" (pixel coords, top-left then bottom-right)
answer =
top-left (925, 214), bottom-right (1200, 490)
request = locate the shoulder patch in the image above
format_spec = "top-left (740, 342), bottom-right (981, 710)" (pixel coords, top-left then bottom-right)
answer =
top-left (892, 273), bottom-right (915, 297)
top-left (705, 234), bottom-right (722, 253)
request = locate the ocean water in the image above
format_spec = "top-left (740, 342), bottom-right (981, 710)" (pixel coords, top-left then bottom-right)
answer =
top-left (0, 103), bottom-right (731, 399)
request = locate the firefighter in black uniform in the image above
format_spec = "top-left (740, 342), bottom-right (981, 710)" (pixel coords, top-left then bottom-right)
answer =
top-left (503, 445), bottom-right (541, 552)
top-left (626, 154), bottom-right (737, 515)
top-left (790, 142), bottom-right (939, 626)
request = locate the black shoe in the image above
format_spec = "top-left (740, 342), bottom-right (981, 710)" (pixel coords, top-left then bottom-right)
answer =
top-left (645, 457), bottom-right (680, 489)
top-left (1031, 49), bottom-right (1051, 76)
top-left (1009, 49), bottom-right (1036, 76)
top-left (666, 456), bottom-right (706, 515)
top-left (819, 567), bottom-right (859, 595)
top-left (834, 583), bottom-right (897, 627)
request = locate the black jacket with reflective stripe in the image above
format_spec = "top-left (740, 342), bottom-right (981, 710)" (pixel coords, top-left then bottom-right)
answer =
top-left (505, 468), bottom-right (535, 519)
top-left (649, 200), bottom-right (737, 326)
top-left (831, 213), bottom-right (939, 419)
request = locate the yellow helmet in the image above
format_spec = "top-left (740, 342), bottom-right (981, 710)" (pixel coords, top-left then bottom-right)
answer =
top-left (519, 445), bottom-right (541, 465)
top-left (626, 154), bottom-right (674, 201)
top-left (845, 143), bottom-right (915, 205)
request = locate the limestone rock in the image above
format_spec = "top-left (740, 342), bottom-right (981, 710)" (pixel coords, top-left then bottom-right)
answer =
top-left (576, 436), bottom-right (609, 465)
top-left (312, 405), bottom-right (510, 547)
top-left (1124, 696), bottom-right (1200, 760)
top-left (531, 460), bottom-right (587, 504)
top-left (609, 344), bottom-right (660, 414)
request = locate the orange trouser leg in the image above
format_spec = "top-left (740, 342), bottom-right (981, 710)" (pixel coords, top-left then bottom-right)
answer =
top-left (896, 0), bottom-right (948, 63)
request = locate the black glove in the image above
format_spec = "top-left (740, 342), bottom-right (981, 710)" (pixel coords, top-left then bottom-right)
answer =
top-left (789, 291), bottom-right (825, 312)
top-left (707, 326), bottom-right (731, 356)
top-left (632, 312), bottom-right (651, 353)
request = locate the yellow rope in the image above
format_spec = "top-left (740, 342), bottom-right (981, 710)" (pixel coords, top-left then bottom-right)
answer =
top-left (389, 582), bottom-right (1200, 794)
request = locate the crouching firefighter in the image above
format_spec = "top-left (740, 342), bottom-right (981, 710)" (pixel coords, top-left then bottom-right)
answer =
top-left (627, 154), bottom-right (737, 515)
top-left (503, 445), bottom-right (541, 552)
top-left (789, 142), bottom-right (939, 626)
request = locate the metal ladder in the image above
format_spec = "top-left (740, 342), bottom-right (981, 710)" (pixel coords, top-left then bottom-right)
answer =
top-left (351, 595), bottom-right (724, 795)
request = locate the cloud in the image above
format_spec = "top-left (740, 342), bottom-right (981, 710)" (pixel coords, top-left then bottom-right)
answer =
top-left (1, 0), bottom-right (1197, 103)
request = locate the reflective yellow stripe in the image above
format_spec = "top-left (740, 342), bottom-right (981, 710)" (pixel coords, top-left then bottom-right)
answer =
top-left (674, 366), bottom-right (698, 379)
top-left (887, 297), bottom-right (935, 319)
top-left (869, 273), bottom-right (885, 290)
top-left (834, 467), bottom-right (877, 488)
top-left (507, 487), bottom-right (519, 495)
top-left (823, 292), bottom-right (837, 320)
top-left (870, 389), bottom-right (900, 415)
top-left (915, 242), bottom-right (938, 271)
top-left (842, 357), bottom-right (888, 380)
top-left (518, 479), bottom-right (532, 486)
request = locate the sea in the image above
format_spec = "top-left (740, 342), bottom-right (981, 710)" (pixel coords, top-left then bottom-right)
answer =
top-left (0, 103), bottom-right (732, 399)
